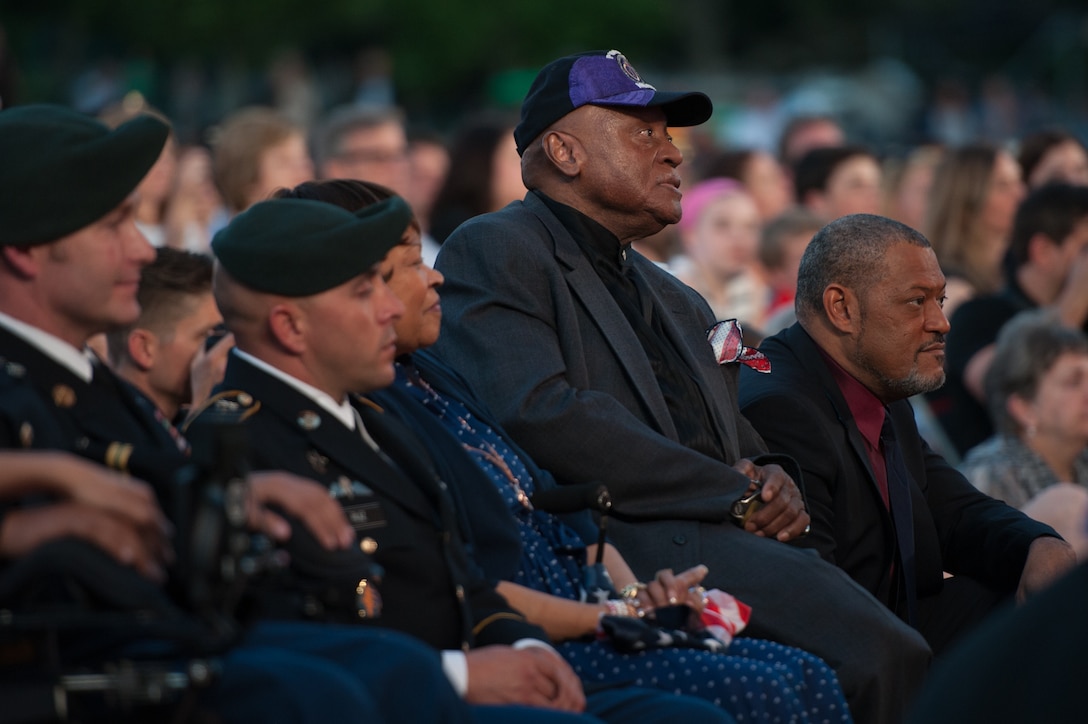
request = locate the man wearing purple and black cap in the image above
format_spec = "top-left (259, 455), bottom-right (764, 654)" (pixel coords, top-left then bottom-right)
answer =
top-left (433, 50), bottom-right (931, 723)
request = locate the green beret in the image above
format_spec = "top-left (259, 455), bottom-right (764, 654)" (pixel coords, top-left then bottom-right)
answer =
top-left (0, 104), bottom-right (170, 247)
top-left (211, 196), bottom-right (412, 296)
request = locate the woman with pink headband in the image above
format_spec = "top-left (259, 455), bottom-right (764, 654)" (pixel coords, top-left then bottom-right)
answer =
top-left (673, 178), bottom-right (769, 337)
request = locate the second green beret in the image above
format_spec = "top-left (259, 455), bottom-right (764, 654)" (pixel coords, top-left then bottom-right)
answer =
top-left (211, 195), bottom-right (412, 296)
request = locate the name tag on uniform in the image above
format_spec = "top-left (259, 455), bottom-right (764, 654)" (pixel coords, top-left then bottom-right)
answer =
top-left (344, 501), bottom-right (386, 531)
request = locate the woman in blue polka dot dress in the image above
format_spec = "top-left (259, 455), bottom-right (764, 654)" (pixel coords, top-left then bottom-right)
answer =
top-left (384, 352), bottom-right (852, 724)
top-left (310, 179), bottom-right (853, 723)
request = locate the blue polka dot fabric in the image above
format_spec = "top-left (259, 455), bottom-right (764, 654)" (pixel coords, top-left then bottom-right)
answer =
top-left (396, 363), bottom-right (852, 722)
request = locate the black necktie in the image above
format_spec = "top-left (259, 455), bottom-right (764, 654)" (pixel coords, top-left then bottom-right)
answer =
top-left (880, 413), bottom-right (918, 626)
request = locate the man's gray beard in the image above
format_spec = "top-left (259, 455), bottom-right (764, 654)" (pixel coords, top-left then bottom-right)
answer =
top-left (853, 323), bottom-right (946, 401)
top-left (873, 363), bottom-right (946, 401)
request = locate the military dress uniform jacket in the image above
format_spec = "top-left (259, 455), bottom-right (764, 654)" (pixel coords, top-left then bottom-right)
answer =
top-left (0, 334), bottom-right (481, 724)
top-left (367, 349), bottom-right (601, 586)
top-left (0, 354), bottom-right (66, 452)
top-left (0, 327), bottom-right (193, 627)
top-left (0, 354), bottom-right (70, 588)
top-left (0, 327), bottom-right (187, 488)
top-left (188, 353), bottom-right (548, 652)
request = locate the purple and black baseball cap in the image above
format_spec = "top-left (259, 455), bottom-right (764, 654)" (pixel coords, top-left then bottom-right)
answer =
top-left (513, 49), bottom-right (713, 156)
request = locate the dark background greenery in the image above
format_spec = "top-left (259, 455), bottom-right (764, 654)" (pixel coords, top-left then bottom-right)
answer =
top-left (3, 0), bottom-right (1086, 132)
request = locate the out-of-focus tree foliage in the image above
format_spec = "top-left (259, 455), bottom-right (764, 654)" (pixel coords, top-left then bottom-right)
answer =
top-left (3, 0), bottom-right (1085, 111)
top-left (4, 0), bottom-right (682, 105)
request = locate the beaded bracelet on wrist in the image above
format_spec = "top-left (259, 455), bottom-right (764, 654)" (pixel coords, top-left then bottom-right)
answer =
top-left (600, 599), bottom-right (638, 617)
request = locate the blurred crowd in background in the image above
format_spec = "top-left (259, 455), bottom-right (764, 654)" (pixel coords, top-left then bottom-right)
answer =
top-left (4, 10), bottom-right (1088, 554)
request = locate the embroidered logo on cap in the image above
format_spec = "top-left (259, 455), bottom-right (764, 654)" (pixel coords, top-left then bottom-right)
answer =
top-left (607, 49), bottom-right (654, 90)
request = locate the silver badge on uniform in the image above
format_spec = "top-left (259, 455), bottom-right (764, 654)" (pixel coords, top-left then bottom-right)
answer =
top-left (297, 410), bottom-right (321, 430)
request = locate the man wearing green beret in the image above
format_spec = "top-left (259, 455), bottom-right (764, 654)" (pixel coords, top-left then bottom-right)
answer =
top-left (192, 192), bottom-right (734, 724)
top-left (0, 104), bottom-right (488, 723)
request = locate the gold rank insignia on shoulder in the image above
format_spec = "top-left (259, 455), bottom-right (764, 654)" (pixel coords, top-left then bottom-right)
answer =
top-left (297, 410), bottom-right (321, 430)
top-left (179, 390), bottom-right (259, 435)
top-left (206, 391), bottom-right (258, 414)
top-left (105, 442), bottom-right (134, 473)
top-left (52, 384), bottom-right (76, 408)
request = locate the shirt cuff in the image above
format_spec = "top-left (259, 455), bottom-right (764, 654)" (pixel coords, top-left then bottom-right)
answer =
top-left (512, 637), bottom-right (558, 656)
top-left (443, 639), bottom-right (556, 697)
top-left (440, 650), bottom-right (468, 697)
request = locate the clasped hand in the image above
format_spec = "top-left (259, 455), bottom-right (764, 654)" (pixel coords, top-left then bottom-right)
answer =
top-left (731, 459), bottom-right (810, 542)
top-left (627, 564), bottom-right (710, 615)
top-left (465, 645), bottom-right (585, 712)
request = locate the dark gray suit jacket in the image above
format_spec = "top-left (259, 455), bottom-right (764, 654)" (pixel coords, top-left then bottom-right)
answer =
top-left (433, 191), bottom-right (930, 723)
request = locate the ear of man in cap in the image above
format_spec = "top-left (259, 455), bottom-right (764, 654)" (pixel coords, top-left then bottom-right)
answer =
top-left (513, 49), bottom-right (713, 156)
top-left (211, 196), bottom-right (412, 297)
top-left (0, 104), bottom-right (170, 247)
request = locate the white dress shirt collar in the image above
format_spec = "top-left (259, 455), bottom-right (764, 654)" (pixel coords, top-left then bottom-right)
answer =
top-left (0, 310), bottom-right (94, 382)
top-left (232, 348), bottom-right (358, 430)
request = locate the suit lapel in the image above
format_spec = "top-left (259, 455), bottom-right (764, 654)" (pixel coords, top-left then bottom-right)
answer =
top-left (786, 326), bottom-right (892, 518)
top-left (534, 197), bottom-right (676, 437)
top-left (223, 357), bottom-right (436, 521)
top-left (628, 258), bottom-right (743, 451)
top-left (354, 401), bottom-right (460, 530)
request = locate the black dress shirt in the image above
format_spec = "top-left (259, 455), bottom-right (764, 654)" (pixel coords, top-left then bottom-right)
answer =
top-left (537, 191), bottom-right (724, 461)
